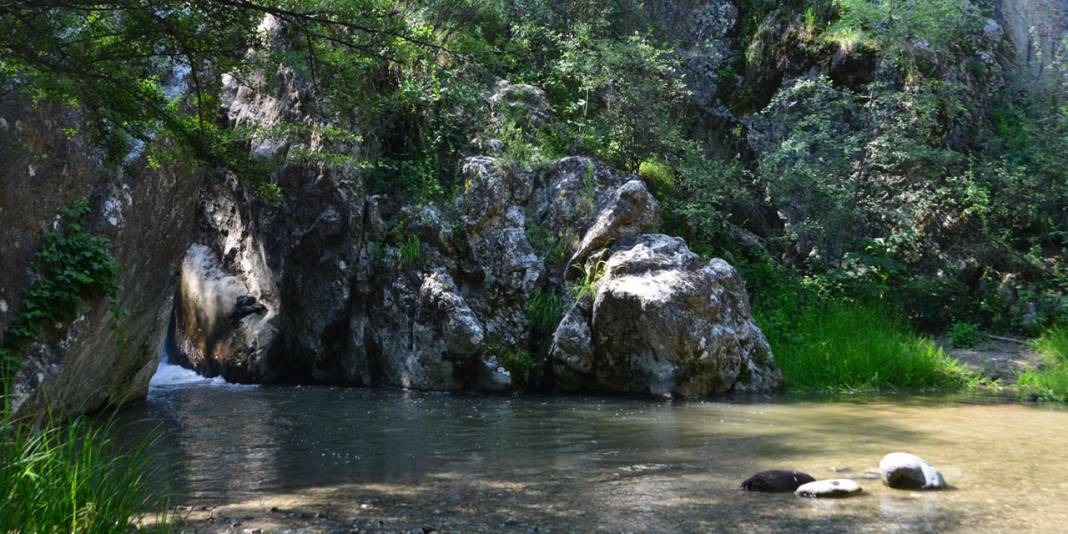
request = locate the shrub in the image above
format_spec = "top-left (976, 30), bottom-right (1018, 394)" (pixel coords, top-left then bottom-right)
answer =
top-left (1018, 325), bottom-right (1068, 402)
top-left (638, 159), bottom-right (676, 195)
top-left (948, 322), bottom-right (980, 348)
top-left (494, 346), bottom-right (542, 389)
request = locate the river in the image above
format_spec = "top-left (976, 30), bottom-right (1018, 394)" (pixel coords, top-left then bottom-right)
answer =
top-left (120, 362), bottom-right (1068, 532)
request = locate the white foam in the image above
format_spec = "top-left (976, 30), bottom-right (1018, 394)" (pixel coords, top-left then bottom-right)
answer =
top-left (149, 361), bottom-right (229, 390)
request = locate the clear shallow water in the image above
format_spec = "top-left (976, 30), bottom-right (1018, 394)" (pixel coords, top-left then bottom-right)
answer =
top-left (122, 377), bottom-right (1068, 533)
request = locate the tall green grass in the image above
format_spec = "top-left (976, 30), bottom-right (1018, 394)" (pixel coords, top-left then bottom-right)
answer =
top-left (1017, 325), bottom-right (1068, 402)
top-left (761, 300), bottom-right (979, 392)
top-left (0, 406), bottom-right (170, 532)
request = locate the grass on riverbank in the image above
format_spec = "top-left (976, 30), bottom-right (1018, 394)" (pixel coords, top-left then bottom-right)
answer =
top-left (760, 300), bottom-right (980, 392)
top-left (0, 408), bottom-right (170, 532)
top-left (1017, 325), bottom-right (1068, 402)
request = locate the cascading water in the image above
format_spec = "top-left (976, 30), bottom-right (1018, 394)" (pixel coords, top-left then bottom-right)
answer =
top-left (148, 345), bottom-right (231, 392)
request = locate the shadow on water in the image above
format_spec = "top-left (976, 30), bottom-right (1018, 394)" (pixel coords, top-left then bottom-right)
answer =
top-left (115, 384), bottom-right (1066, 532)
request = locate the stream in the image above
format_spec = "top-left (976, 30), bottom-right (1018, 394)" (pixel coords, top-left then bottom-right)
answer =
top-left (120, 362), bottom-right (1068, 532)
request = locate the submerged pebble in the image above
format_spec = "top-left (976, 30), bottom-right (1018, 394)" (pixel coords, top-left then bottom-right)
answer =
top-left (795, 479), bottom-right (863, 498)
top-left (740, 470), bottom-right (817, 493)
top-left (880, 452), bottom-right (947, 490)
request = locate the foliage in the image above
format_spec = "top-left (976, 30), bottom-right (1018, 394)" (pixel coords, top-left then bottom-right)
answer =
top-left (398, 234), bottom-right (422, 268)
top-left (1030, 325), bottom-right (1068, 366)
top-left (765, 298), bottom-right (980, 391)
top-left (568, 256), bottom-right (606, 301)
top-left (1018, 325), bottom-right (1068, 401)
top-left (526, 288), bottom-right (565, 335)
top-left (824, 0), bottom-right (983, 76)
top-left (493, 345), bottom-right (541, 389)
top-left (1017, 365), bottom-right (1068, 403)
top-left (637, 159), bottom-right (676, 195)
top-left (0, 413), bottom-right (169, 533)
top-left (1, 200), bottom-right (121, 383)
top-left (948, 322), bottom-right (980, 348)
top-left (525, 221), bottom-right (569, 265)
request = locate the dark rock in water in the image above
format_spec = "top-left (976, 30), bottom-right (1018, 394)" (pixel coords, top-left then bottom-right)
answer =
top-left (740, 470), bottom-right (816, 493)
top-left (880, 452), bottom-right (947, 490)
top-left (795, 479), bottom-right (863, 498)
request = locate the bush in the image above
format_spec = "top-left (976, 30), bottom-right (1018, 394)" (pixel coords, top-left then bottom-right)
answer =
top-left (949, 322), bottom-right (980, 348)
top-left (493, 345), bottom-right (542, 389)
top-left (638, 159), bottom-right (676, 195)
top-left (1018, 326), bottom-right (1068, 402)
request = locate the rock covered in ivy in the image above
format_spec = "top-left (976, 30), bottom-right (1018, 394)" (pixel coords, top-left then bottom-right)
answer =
top-left (552, 234), bottom-right (782, 397)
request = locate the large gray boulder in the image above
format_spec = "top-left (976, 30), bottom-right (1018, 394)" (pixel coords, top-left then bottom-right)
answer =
top-left (551, 234), bottom-right (782, 397)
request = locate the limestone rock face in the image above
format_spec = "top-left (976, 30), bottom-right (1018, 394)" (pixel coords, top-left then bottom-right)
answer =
top-left (0, 97), bottom-right (204, 417)
top-left (647, 0), bottom-right (738, 114)
top-left (552, 234), bottom-right (782, 397)
top-left (567, 179), bottom-right (661, 276)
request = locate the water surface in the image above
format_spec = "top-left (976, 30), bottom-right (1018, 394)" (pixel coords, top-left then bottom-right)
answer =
top-left (124, 367), bottom-right (1068, 532)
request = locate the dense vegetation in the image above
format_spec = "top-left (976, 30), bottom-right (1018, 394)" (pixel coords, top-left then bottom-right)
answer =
top-left (1, 1), bottom-right (1066, 396)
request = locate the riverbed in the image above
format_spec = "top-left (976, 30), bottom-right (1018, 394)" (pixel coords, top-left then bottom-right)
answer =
top-left (122, 363), bottom-right (1068, 532)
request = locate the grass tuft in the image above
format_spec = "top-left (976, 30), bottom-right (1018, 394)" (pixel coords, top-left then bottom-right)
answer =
top-left (1018, 325), bottom-right (1068, 402)
top-left (764, 300), bottom-right (980, 392)
top-left (0, 411), bottom-right (170, 532)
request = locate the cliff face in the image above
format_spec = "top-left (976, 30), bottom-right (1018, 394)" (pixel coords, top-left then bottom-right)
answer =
top-left (0, 97), bottom-right (205, 416)
top-left (999, 0), bottom-right (1068, 73)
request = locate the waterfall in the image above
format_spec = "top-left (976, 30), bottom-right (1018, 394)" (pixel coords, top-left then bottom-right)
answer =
top-left (148, 344), bottom-right (229, 391)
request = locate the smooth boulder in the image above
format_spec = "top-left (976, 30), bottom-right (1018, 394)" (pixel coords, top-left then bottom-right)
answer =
top-left (880, 453), bottom-right (947, 490)
top-left (740, 470), bottom-right (816, 493)
top-left (795, 479), bottom-right (863, 498)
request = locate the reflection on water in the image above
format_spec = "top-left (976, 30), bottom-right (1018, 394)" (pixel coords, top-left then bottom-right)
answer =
top-left (121, 382), bottom-right (1068, 532)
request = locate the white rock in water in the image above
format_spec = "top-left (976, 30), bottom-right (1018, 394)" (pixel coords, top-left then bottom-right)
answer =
top-left (879, 452), bottom-right (946, 490)
top-left (795, 479), bottom-right (863, 498)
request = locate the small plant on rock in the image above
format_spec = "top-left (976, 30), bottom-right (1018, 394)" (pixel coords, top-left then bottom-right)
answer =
top-left (398, 234), bottom-right (422, 269)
